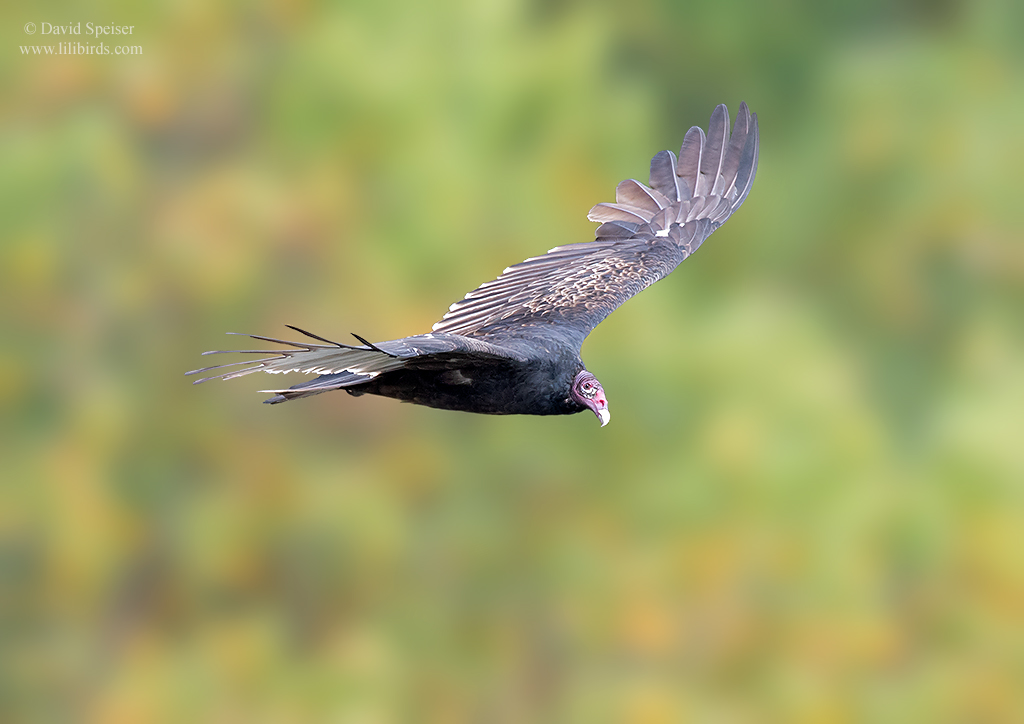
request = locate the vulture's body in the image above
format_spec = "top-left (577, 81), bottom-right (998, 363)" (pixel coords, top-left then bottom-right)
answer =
top-left (189, 104), bottom-right (760, 426)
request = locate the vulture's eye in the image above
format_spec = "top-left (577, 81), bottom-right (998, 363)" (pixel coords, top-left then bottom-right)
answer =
top-left (580, 381), bottom-right (596, 398)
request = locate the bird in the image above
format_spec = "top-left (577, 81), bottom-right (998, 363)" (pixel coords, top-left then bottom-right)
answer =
top-left (188, 103), bottom-right (759, 427)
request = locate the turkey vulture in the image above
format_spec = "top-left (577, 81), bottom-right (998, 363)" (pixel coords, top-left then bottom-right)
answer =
top-left (188, 103), bottom-right (759, 427)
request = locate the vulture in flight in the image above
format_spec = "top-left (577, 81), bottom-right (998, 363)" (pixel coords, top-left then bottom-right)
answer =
top-left (189, 103), bottom-right (759, 427)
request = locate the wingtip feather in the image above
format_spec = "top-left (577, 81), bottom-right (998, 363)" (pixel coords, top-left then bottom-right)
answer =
top-left (676, 125), bottom-right (705, 200)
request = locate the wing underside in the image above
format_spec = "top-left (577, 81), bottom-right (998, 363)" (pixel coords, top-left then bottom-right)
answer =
top-left (433, 102), bottom-right (758, 343)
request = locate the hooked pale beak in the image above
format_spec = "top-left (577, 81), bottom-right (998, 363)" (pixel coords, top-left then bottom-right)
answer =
top-left (589, 393), bottom-right (610, 428)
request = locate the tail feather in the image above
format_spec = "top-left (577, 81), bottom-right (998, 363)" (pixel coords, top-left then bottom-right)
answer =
top-left (189, 328), bottom-right (521, 403)
top-left (185, 328), bottom-right (406, 384)
top-left (261, 370), bottom-right (372, 404)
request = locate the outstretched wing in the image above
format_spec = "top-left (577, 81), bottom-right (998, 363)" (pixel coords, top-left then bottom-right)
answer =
top-left (186, 326), bottom-right (523, 403)
top-left (433, 102), bottom-right (759, 346)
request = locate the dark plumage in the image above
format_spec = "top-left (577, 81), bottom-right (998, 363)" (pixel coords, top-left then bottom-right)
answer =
top-left (188, 103), bottom-right (760, 426)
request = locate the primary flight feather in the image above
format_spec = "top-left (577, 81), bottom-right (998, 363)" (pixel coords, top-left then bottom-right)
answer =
top-left (188, 103), bottom-right (760, 427)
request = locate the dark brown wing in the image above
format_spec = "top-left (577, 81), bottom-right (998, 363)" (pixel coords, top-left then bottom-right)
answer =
top-left (432, 103), bottom-right (759, 346)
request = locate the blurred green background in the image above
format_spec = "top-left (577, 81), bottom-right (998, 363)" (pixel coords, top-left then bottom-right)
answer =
top-left (2, 0), bottom-right (1023, 721)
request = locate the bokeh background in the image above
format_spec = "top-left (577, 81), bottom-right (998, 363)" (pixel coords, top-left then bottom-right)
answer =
top-left (3, 0), bottom-right (1023, 721)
